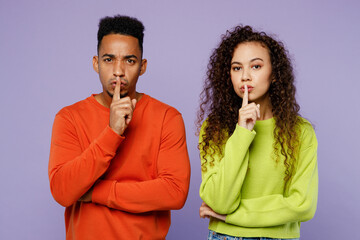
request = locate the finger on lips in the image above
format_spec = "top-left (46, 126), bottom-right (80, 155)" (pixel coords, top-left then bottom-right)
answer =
top-left (113, 79), bottom-right (121, 100)
top-left (242, 84), bottom-right (248, 107)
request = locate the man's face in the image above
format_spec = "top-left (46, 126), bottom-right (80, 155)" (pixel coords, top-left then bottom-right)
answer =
top-left (93, 34), bottom-right (147, 99)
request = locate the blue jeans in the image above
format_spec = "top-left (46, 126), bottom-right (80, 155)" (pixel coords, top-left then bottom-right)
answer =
top-left (207, 230), bottom-right (299, 240)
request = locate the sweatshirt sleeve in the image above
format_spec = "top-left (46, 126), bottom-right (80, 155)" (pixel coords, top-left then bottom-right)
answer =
top-left (226, 124), bottom-right (318, 227)
top-left (91, 109), bottom-right (191, 213)
top-left (199, 123), bottom-right (256, 214)
top-left (48, 109), bottom-right (123, 207)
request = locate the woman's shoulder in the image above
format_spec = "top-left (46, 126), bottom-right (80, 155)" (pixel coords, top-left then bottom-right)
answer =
top-left (199, 118), bottom-right (231, 140)
top-left (297, 116), bottom-right (315, 131)
top-left (297, 116), bottom-right (317, 147)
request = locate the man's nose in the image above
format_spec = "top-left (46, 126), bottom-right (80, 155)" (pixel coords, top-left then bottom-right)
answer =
top-left (113, 60), bottom-right (125, 77)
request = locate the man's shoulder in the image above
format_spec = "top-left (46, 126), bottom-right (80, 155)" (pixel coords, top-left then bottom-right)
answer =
top-left (143, 94), bottom-right (181, 116)
top-left (142, 95), bottom-right (185, 133)
top-left (56, 95), bottom-right (96, 117)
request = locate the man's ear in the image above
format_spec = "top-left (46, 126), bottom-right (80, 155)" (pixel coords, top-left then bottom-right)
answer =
top-left (139, 59), bottom-right (147, 76)
top-left (92, 56), bottom-right (99, 73)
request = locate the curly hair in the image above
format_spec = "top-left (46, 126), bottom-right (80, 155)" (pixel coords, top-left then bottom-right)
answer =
top-left (97, 15), bottom-right (145, 54)
top-left (197, 25), bottom-right (302, 191)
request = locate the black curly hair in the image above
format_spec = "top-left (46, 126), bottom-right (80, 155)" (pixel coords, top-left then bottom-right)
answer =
top-left (197, 25), bottom-right (303, 192)
top-left (97, 15), bottom-right (145, 54)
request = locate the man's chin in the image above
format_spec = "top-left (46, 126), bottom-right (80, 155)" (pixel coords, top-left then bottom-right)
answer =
top-left (106, 91), bottom-right (113, 98)
top-left (106, 90), bottom-right (128, 98)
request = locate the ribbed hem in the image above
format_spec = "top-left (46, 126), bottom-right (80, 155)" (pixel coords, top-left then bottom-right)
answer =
top-left (95, 126), bottom-right (124, 155)
top-left (209, 221), bottom-right (300, 239)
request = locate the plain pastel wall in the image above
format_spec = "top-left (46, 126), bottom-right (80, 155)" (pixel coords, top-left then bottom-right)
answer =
top-left (1, 0), bottom-right (359, 239)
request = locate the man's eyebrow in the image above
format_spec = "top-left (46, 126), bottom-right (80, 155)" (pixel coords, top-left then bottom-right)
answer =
top-left (101, 54), bottom-right (138, 60)
top-left (124, 55), bottom-right (138, 60)
top-left (101, 54), bottom-right (115, 58)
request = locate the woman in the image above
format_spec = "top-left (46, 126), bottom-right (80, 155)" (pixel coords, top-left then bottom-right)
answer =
top-left (198, 25), bottom-right (318, 240)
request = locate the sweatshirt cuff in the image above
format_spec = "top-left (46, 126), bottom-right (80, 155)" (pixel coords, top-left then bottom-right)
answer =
top-left (235, 123), bottom-right (256, 135)
top-left (92, 180), bottom-right (113, 205)
top-left (230, 124), bottom-right (256, 143)
top-left (95, 126), bottom-right (125, 155)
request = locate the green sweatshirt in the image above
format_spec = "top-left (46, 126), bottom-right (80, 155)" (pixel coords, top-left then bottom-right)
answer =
top-left (199, 118), bottom-right (318, 239)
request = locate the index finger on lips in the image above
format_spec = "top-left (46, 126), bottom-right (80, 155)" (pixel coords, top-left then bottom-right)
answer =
top-left (242, 84), bottom-right (248, 107)
top-left (113, 79), bottom-right (121, 100)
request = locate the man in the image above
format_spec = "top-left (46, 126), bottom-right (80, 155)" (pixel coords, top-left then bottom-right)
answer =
top-left (49, 15), bottom-right (191, 240)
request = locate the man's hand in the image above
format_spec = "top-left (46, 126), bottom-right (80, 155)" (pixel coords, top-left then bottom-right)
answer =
top-left (78, 188), bottom-right (93, 202)
top-left (199, 202), bottom-right (226, 221)
top-left (238, 84), bottom-right (260, 131)
top-left (109, 79), bottom-right (137, 135)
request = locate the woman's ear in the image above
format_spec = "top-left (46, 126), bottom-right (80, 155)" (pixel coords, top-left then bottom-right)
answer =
top-left (271, 75), bottom-right (276, 83)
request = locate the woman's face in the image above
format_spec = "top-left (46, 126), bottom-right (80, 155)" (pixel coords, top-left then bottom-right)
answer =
top-left (230, 41), bottom-right (273, 106)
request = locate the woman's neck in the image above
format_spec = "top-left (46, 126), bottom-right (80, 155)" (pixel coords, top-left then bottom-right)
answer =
top-left (259, 104), bottom-right (273, 120)
top-left (254, 97), bottom-right (273, 120)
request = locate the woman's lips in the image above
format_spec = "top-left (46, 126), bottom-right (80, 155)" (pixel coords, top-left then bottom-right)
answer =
top-left (240, 85), bottom-right (254, 92)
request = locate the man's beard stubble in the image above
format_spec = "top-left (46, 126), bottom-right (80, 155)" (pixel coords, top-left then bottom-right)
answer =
top-left (106, 90), bottom-right (128, 98)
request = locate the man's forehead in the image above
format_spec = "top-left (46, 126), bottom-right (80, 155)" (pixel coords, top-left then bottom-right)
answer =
top-left (99, 34), bottom-right (141, 56)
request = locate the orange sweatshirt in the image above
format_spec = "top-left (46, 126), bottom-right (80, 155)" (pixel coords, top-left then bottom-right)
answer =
top-left (49, 94), bottom-right (191, 240)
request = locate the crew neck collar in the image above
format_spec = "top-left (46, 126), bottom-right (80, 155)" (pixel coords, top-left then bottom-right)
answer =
top-left (89, 93), bottom-right (149, 112)
top-left (254, 117), bottom-right (275, 128)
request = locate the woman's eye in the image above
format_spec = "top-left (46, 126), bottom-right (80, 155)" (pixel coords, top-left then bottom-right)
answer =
top-left (252, 65), bottom-right (261, 69)
top-left (233, 66), bottom-right (241, 71)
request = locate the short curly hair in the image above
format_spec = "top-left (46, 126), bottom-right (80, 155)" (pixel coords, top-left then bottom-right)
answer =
top-left (197, 25), bottom-right (302, 192)
top-left (97, 15), bottom-right (145, 54)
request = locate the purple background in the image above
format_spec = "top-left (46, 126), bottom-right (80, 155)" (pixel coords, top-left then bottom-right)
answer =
top-left (1, 0), bottom-right (359, 239)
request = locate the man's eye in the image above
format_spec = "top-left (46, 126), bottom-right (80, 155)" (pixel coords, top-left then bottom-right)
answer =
top-left (104, 58), bottom-right (112, 62)
top-left (127, 59), bottom-right (135, 64)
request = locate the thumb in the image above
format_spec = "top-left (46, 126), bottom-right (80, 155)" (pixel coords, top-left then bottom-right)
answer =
top-left (132, 99), bottom-right (137, 108)
top-left (125, 99), bottom-right (137, 125)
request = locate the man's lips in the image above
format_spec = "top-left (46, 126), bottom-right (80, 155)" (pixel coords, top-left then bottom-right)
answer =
top-left (111, 80), bottom-right (127, 88)
top-left (240, 85), bottom-right (254, 92)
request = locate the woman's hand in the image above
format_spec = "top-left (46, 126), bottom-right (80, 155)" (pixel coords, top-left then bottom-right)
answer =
top-left (199, 202), bottom-right (226, 221)
top-left (238, 85), bottom-right (260, 131)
